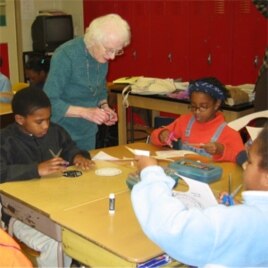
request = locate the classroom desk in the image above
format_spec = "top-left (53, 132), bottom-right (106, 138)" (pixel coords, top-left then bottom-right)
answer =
top-left (0, 143), bottom-right (243, 267)
top-left (51, 145), bottom-right (243, 267)
top-left (52, 191), bottom-right (165, 267)
top-left (0, 102), bottom-right (13, 128)
top-left (0, 151), bottom-right (138, 266)
top-left (109, 84), bottom-right (255, 145)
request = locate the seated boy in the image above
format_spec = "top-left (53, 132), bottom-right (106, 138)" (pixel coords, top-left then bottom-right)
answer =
top-left (0, 86), bottom-right (94, 267)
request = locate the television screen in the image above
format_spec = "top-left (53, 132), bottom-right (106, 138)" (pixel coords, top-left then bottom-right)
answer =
top-left (32, 15), bottom-right (74, 52)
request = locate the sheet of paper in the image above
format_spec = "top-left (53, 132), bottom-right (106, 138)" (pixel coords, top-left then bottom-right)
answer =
top-left (113, 76), bottom-right (140, 84)
top-left (172, 174), bottom-right (218, 209)
top-left (156, 150), bottom-right (197, 158)
top-left (92, 151), bottom-right (119, 161)
top-left (125, 146), bottom-right (150, 156)
top-left (246, 126), bottom-right (262, 141)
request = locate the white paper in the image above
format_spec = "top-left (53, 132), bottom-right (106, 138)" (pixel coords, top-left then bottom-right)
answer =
top-left (246, 126), bottom-right (262, 141)
top-left (125, 146), bottom-right (150, 156)
top-left (172, 174), bottom-right (218, 209)
top-left (156, 150), bottom-right (197, 158)
top-left (92, 151), bottom-right (119, 161)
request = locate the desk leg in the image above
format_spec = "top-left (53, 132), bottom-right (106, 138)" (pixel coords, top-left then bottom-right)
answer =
top-left (117, 94), bottom-right (127, 145)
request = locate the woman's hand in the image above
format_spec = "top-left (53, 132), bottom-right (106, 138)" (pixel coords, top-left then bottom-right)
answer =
top-left (82, 107), bottom-right (112, 125)
top-left (102, 107), bottom-right (118, 126)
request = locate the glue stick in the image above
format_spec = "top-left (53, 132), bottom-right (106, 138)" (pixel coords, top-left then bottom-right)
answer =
top-left (109, 193), bottom-right (115, 214)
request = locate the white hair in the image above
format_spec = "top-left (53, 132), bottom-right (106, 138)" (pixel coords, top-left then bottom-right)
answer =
top-left (84, 13), bottom-right (131, 48)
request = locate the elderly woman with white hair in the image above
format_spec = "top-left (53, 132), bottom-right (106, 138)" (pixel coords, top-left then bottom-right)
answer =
top-left (44, 14), bottom-right (131, 150)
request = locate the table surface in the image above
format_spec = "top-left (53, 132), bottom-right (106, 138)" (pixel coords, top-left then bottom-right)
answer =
top-left (51, 143), bottom-right (243, 265)
top-left (0, 142), bottom-right (243, 266)
top-left (0, 160), bottom-right (134, 215)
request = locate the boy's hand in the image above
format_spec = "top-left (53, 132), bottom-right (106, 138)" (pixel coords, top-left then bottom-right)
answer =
top-left (202, 142), bottom-right (224, 155)
top-left (73, 154), bottom-right (95, 170)
top-left (135, 156), bottom-right (157, 172)
top-left (38, 157), bottom-right (69, 176)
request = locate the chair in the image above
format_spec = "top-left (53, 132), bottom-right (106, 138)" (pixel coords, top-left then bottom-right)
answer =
top-left (228, 110), bottom-right (268, 140)
top-left (12, 82), bottom-right (29, 94)
top-left (8, 218), bottom-right (40, 267)
top-left (228, 110), bottom-right (268, 131)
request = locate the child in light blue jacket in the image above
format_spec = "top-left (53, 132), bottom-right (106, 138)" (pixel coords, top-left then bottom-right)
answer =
top-left (132, 125), bottom-right (268, 267)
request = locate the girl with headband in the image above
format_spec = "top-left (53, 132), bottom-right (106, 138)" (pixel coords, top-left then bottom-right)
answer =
top-left (150, 77), bottom-right (247, 164)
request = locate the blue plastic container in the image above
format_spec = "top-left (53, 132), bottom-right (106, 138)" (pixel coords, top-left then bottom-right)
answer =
top-left (169, 159), bottom-right (222, 183)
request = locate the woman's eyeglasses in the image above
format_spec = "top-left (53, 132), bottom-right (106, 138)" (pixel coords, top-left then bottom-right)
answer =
top-left (188, 104), bottom-right (211, 113)
top-left (103, 46), bottom-right (124, 56)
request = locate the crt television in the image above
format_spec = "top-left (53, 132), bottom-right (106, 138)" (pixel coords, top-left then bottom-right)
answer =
top-left (31, 15), bottom-right (74, 52)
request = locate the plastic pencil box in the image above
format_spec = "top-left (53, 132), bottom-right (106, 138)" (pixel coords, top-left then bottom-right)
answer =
top-left (126, 167), bottom-right (179, 190)
top-left (168, 159), bottom-right (222, 183)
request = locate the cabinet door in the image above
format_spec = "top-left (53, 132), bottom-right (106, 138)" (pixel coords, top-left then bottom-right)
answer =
top-left (231, 0), bottom-right (268, 85)
top-left (187, 0), bottom-right (233, 84)
top-left (208, 0), bottom-right (233, 84)
top-left (148, 1), bottom-right (190, 80)
top-left (108, 1), bottom-right (151, 80)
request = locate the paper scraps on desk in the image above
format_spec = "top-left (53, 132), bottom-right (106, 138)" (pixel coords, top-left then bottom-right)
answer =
top-left (92, 151), bottom-right (119, 161)
top-left (172, 174), bottom-right (218, 209)
top-left (95, 167), bottom-right (122, 176)
top-left (155, 150), bottom-right (198, 158)
top-left (125, 146), bottom-right (150, 156)
top-left (92, 151), bottom-right (135, 162)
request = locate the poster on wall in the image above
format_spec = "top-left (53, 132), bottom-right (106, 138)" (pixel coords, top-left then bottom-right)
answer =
top-left (0, 0), bottom-right (6, 26)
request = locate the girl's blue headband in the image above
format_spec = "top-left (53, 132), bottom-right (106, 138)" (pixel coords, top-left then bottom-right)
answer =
top-left (188, 81), bottom-right (226, 101)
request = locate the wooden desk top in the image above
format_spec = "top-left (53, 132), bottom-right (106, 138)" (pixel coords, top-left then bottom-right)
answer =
top-left (0, 102), bottom-right (12, 115)
top-left (0, 142), bottom-right (243, 265)
top-left (51, 145), bottom-right (243, 264)
top-left (53, 191), bottom-right (162, 263)
top-left (0, 160), bottom-right (134, 215)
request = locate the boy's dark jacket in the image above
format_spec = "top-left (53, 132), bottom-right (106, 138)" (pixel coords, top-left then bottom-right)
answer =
top-left (0, 122), bottom-right (90, 183)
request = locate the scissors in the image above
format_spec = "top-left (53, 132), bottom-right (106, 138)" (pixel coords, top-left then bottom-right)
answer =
top-left (221, 174), bottom-right (235, 206)
top-left (166, 131), bottom-right (176, 146)
top-left (49, 148), bottom-right (62, 158)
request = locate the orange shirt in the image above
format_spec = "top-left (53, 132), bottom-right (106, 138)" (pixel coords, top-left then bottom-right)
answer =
top-left (0, 228), bottom-right (32, 267)
top-left (150, 112), bottom-right (245, 162)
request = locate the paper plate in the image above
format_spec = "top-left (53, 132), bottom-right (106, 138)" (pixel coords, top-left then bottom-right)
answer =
top-left (95, 167), bottom-right (122, 176)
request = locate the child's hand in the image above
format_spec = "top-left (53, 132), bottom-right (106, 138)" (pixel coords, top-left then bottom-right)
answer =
top-left (38, 157), bottom-right (69, 176)
top-left (73, 154), bottom-right (95, 170)
top-left (218, 191), bottom-right (241, 206)
top-left (135, 156), bottom-right (157, 172)
top-left (202, 142), bottom-right (224, 155)
top-left (159, 130), bottom-right (177, 147)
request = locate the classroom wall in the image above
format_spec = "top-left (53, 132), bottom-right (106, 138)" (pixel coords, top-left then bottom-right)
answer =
top-left (19, 0), bottom-right (84, 52)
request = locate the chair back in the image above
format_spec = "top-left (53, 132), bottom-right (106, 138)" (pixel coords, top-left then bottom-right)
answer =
top-left (228, 110), bottom-right (268, 131)
top-left (12, 82), bottom-right (29, 94)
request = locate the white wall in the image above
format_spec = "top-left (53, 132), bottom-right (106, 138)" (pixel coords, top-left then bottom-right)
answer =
top-left (19, 0), bottom-right (84, 52)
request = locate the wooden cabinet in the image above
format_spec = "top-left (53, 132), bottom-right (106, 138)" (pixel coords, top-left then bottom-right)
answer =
top-left (83, 0), bottom-right (267, 85)
top-left (231, 0), bottom-right (268, 84)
